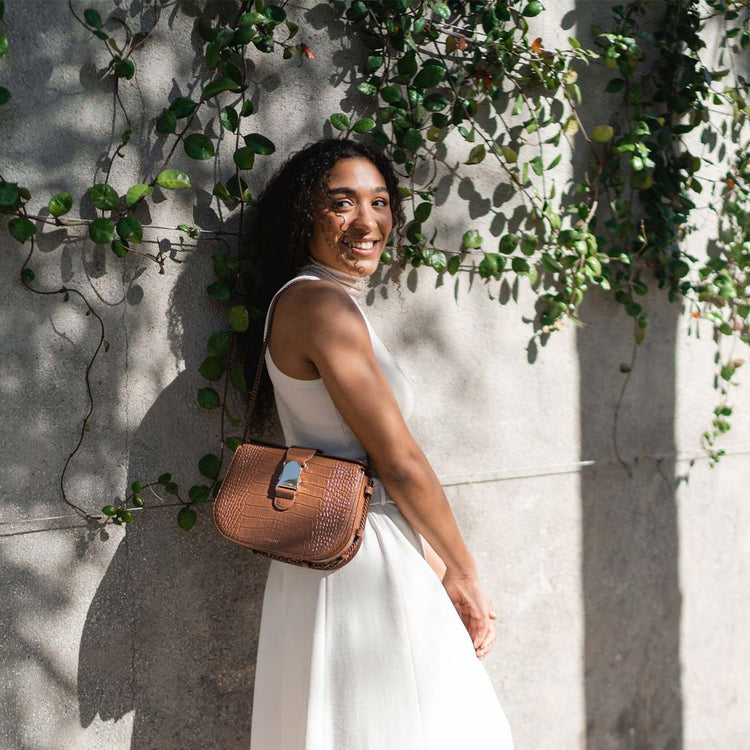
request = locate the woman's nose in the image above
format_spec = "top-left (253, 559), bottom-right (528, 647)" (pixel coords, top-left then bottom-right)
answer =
top-left (350, 204), bottom-right (377, 231)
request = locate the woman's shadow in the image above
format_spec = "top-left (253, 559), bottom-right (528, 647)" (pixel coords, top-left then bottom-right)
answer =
top-left (77, 245), bottom-right (278, 749)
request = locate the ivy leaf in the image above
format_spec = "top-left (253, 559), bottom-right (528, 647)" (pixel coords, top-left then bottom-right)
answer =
top-left (199, 356), bottom-right (224, 381)
top-left (353, 118), bottom-right (376, 133)
top-left (423, 93), bottom-right (449, 111)
top-left (225, 437), bottom-right (243, 452)
top-left (88, 184), bottom-right (120, 211)
top-left (591, 125), bottom-right (614, 143)
top-left (414, 202), bottom-right (432, 223)
top-left (461, 229), bottom-right (483, 249)
top-left (84, 8), bottom-right (102, 28)
top-left (433, 3), bottom-right (451, 20)
top-left (562, 115), bottom-right (578, 135)
top-left (125, 183), bottom-right (153, 208)
top-left (397, 49), bottom-right (418, 77)
top-left (228, 305), bottom-right (249, 332)
top-left (116, 216), bottom-right (143, 243)
top-left (357, 81), bottom-right (377, 96)
top-left (189, 485), bottom-right (211, 503)
top-left (447, 255), bottom-right (461, 275)
top-left (529, 156), bottom-right (544, 176)
top-left (478, 253), bottom-right (501, 278)
top-left (381, 85), bottom-right (401, 103)
top-left (429, 251), bottom-right (447, 272)
top-left (48, 192), bottom-right (73, 217)
top-left (168, 96), bottom-right (198, 119)
top-left (403, 129), bottom-right (423, 153)
top-left (201, 76), bottom-right (243, 100)
top-left (199, 454), bottom-right (221, 479)
top-left (111, 238), bottom-right (129, 257)
top-left (500, 145), bottom-right (518, 163)
top-left (521, 233), bottom-right (537, 256)
top-left (156, 169), bottom-right (191, 190)
top-left (266, 5), bottom-right (287, 23)
top-left (156, 109), bottom-right (177, 134)
top-left (113, 59), bottom-right (135, 79)
top-left (413, 62), bottom-right (446, 89)
top-left (197, 387), bottom-right (221, 409)
top-left (177, 506), bottom-right (197, 531)
top-left (220, 106), bottom-right (239, 132)
top-left (330, 113), bottom-right (350, 131)
top-left (522, 1), bottom-right (544, 17)
top-left (498, 233), bottom-right (520, 254)
top-left (466, 144), bottom-right (486, 164)
top-left (184, 133), bottom-right (215, 160)
top-left (207, 280), bottom-right (231, 300)
top-left (230, 369), bottom-right (247, 392)
top-left (0, 33), bottom-right (7, 58)
top-left (8, 217), bottom-right (35, 243)
top-left (243, 133), bottom-right (275, 155)
top-left (0, 87), bottom-right (10, 105)
top-left (238, 10), bottom-right (267, 26)
top-left (207, 331), bottom-right (230, 357)
top-left (233, 147), bottom-right (255, 170)
top-left (88, 217), bottom-right (114, 244)
top-left (365, 55), bottom-right (384, 73)
top-left (225, 176), bottom-right (249, 204)
top-left (0, 181), bottom-right (20, 210)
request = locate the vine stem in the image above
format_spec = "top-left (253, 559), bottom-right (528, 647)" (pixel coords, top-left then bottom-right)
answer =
top-left (612, 318), bottom-right (641, 475)
top-left (19, 233), bottom-right (104, 524)
top-left (150, 103), bottom-right (205, 184)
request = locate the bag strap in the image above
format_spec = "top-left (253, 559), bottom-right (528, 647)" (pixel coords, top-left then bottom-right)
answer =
top-left (242, 277), bottom-right (312, 442)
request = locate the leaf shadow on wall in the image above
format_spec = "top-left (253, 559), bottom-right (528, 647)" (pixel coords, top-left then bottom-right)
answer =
top-left (77, 247), bottom-right (275, 749)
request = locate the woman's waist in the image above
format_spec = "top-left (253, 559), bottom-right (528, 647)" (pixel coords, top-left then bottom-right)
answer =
top-left (370, 476), bottom-right (397, 508)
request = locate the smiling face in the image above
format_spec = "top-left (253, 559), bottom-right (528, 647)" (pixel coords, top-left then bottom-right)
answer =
top-left (308, 157), bottom-right (393, 277)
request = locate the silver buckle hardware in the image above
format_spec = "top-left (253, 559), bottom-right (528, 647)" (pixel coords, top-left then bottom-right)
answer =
top-left (276, 460), bottom-right (304, 493)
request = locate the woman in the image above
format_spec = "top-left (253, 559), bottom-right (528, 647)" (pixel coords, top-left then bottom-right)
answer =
top-left (244, 137), bottom-right (514, 749)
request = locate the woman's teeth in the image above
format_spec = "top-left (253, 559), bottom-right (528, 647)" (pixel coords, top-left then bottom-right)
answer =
top-left (343, 240), bottom-right (377, 250)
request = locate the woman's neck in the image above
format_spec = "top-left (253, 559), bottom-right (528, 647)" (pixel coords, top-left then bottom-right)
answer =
top-left (297, 256), bottom-right (369, 301)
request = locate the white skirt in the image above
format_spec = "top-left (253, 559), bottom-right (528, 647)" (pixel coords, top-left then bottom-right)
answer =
top-left (249, 480), bottom-right (514, 750)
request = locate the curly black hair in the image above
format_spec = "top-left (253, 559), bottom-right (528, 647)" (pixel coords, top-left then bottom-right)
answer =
top-left (240, 137), bottom-right (405, 437)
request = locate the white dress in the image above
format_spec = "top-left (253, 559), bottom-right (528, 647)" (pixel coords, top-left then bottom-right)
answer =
top-left (249, 264), bottom-right (514, 750)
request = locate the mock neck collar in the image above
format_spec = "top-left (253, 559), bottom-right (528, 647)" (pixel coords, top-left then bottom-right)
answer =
top-left (296, 256), bottom-right (369, 301)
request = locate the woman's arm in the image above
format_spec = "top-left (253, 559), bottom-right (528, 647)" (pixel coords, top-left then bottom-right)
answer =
top-left (422, 537), bottom-right (447, 581)
top-left (287, 282), bottom-right (496, 656)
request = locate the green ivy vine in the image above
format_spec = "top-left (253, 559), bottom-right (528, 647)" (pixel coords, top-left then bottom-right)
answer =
top-left (1, 0), bottom-right (748, 529)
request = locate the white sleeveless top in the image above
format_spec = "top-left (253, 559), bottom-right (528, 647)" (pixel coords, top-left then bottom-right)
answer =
top-left (263, 271), bottom-right (414, 463)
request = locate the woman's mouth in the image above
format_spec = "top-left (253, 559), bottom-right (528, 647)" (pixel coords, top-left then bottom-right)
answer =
top-left (342, 238), bottom-right (380, 256)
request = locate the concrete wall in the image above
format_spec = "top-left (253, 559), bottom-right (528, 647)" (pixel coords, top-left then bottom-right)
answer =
top-left (1, 1), bottom-right (748, 748)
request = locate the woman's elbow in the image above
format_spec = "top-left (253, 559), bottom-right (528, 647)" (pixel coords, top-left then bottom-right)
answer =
top-left (373, 443), bottom-right (428, 485)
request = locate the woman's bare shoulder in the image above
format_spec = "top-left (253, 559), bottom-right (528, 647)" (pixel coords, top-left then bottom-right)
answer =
top-left (276, 279), bottom-right (362, 329)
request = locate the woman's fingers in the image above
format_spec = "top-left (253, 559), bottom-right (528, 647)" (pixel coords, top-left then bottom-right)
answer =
top-left (475, 625), bottom-right (496, 660)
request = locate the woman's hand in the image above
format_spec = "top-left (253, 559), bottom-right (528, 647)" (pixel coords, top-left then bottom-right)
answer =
top-left (442, 569), bottom-right (497, 660)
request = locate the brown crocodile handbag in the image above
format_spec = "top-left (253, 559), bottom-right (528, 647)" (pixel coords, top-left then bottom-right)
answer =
top-left (213, 277), bottom-right (373, 570)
